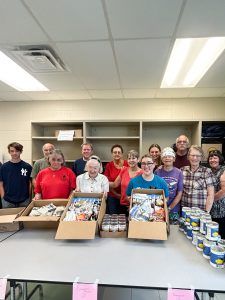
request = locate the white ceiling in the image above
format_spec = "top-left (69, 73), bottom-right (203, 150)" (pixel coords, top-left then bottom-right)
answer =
top-left (1, 0), bottom-right (225, 101)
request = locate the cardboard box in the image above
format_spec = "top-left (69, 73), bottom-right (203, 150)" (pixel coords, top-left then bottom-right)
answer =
top-left (99, 230), bottom-right (127, 238)
top-left (0, 207), bottom-right (25, 232)
top-left (128, 189), bottom-right (169, 240)
top-left (55, 192), bottom-right (106, 239)
top-left (17, 199), bottom-right (68, 229)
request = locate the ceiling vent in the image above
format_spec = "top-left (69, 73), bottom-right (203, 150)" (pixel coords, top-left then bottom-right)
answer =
top-left (9, 45), bottom-right (68, 73)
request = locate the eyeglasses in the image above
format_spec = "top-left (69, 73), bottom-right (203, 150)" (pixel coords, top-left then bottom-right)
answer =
top-left (177, 140), bottom-right (187, 144)
top-left (141, 162), bottom-right (154, 166)
top-left (189, 154), bottom-right (202, 158)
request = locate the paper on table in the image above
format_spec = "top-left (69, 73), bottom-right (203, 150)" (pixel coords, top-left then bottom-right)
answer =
top-left (0, 278), bottom-right (7, 300)
top-left (73, 283), bottom-right (97, 300)
top-left (167, 288), bottom-right (194, 300)
top-left (57, 130), bottom-right (74, 141)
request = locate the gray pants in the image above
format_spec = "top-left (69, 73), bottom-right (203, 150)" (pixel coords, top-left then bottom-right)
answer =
top-left (1, 198), bottom-right (31, 208)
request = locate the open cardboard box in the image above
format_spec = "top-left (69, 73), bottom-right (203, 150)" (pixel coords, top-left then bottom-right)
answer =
top-left (0, 207), bottom-right (25, 232)
top-left (128, 189), bottom-right (170, 240)
top-left (55, 192), bottom-right (106, 239)
top-left (17, 199), bottom-right (68, 229)
top-left (99, 214), bottom-right (128, 238)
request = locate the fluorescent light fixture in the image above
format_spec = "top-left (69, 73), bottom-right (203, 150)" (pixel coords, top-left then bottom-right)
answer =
top-left (161, 37), bottom-right (225, 88)
top-left (0, 51), bottom-right (49, 91)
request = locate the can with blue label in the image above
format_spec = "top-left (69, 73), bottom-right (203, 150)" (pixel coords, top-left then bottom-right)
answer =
top-left (210, 245), bottom-right (225, 269)
top-left (182, 207), bottom-right (191, 219)
top-left (196, 233), bottom-right (205, 251)
top-left (178, 217), bottom-right (185, 231)
top-left (186, 225), bottom-right (193, 240)
top-left (185, 210), bottom-right (191, 225)
top-left (200, 216), bottom-right (211, 234)
top-left (192, 230), bottom-right (198, 246)
top-left (206, 221), bottom-right (219, 241)
top-left (190, 212), bottom-right (200, 231)
top-left (218, 239), bottom-right (225, 248)
top-left (203, 239), bottom-right (216, 259)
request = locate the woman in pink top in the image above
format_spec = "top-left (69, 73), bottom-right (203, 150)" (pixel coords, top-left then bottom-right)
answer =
top-left (109, 150), bottom-right (142, 215)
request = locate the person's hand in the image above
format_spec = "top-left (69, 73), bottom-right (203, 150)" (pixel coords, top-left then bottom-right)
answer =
top-left (34, 193), bottom-right (42, 200)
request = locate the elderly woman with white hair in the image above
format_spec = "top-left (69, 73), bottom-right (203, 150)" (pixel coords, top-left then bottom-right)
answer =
top-left (155, 147), bottom-right (183, 223)
top-left (76, 155), bottom-right (109, 194)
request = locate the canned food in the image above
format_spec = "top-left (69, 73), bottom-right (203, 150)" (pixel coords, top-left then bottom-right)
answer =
top-left (109, 223), bottom-right (119, 232)
top-left (118, 222), bottom-right (126, 231)
top-left (102, 223), bottom-right (110, 231)
top-left (184, 223), bottom-right (188, 235)
top-left (186, 225), bottom-right (193, 240)
top-left (196, 233), bottom-right (205, 251)
top-left (218, 239), bottom-right (225, 248)
top-left (190, 212), bottom-right (200, 231)
top-left (178, 217), bottom-right (185, 231)
top-left (192, 231), bottom-right (198, 246)
top-left (210, 246), bottom-right (225, 269)
top-left (206, 221), bottom-right (219, 241)
top-left (200, 217), bottom-right (211, 234)
top-left (185, 210), bottom-right (191, 225)
top-left (203, 239), bottom-right (216, 259)
top-left (182, 207), bottom-right (191, 219)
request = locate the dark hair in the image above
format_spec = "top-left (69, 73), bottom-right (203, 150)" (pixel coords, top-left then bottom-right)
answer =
top-left (8, 142), bottom-right (23, 152)
top-left (148, 144), bottom-right (161, 152)
top-left (111, 144), bottom-right (124, 153)
top-left (207, 150), bottom-right (224, 165)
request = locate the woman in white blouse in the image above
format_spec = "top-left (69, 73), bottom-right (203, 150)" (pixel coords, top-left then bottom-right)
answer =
top-left (76, 155), bottom-right (109, 194)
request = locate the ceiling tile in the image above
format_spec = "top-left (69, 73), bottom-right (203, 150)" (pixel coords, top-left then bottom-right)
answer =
top-left (25, 91), bottom-right (63, 100)
top-left (189, 88), bottom-right (225, 98)
top-left (0, 92), bottom-right (32, 101)
top-left (89, 90), bottom-right (123, 99)
top-left (24, 0), bottom-right (108, 41)
top-left (177, 0), bottom-right (225, 37)
top-left (123, 89), bottom-right (156, 98)
top-left (0, 0), bottom-right (48, 44)
top-left (59, 90), bottom-right (91, 100)
top-left (114, 39), bottom-right (171, 88)
top-left (156, 88), bottom-right (192, 98)
top-left (56, 41), bottom-right (120, 89)
top-left (106, 0), bottom-right (183, 38)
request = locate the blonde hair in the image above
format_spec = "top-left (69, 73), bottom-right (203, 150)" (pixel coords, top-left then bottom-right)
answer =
top-left (188, 145), bottom-right (204, 159)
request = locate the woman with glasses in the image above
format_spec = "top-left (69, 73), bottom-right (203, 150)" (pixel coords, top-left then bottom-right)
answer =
top-left (76, 155), bottom-right (109, 194)
top-left (207, 150), bottom-right (225, 238)
top-left (181, 145), bottom-right (214, 212)
top-left (148, 144), bottom-right (162, 171)
top-left (126, 154), bottom-right (169, 198)
top-left (109, 150), bottom-right (142, 215)
top-left (104, 144), bottom-right (128, 214)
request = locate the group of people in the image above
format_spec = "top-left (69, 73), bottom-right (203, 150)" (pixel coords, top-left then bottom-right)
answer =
top-left (0, 135), bottom-right (224, 238)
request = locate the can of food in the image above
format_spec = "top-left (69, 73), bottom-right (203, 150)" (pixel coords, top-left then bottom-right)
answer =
top-left (185, 210), bottom-right (191, 225)
top-left (192, 230), bottom-right (198, 246)
top-left (190, 212), bottom-right (200, 231)
top-left (206, 221), bottom-right (219, 241)
top-left (102, 222), bottom-right (110, 231)
top-left (210, 245), bottom-right (225, 269)
top-left (203, 239), bottom-right (216, 259)
top-left (178, 217), bottom-right (185, 231)
top-left (186, 225), bottom-right (193, 240)
top-left (218, 239), bottom-right (225, 248)
top-left (184, 223), bottom-right (188, 235)
top-left (196, 233), bottom-right (205, 251)
top-left (200, 217), bottom-right (211, 234)
top-left (182, 207), bottom-right (191, 219)
top-left (118, 222), bottom-right (126, 231)
top-left (109, 222), bottom-right (119, 232)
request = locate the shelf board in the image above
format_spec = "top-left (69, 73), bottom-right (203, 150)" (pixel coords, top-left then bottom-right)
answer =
top-left (86, 136), bottom-right (140, 140)
top-left (32, 137), bottom-right (83, 140)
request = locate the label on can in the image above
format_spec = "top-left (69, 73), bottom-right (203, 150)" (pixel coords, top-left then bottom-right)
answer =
top-left (190, 212), bottom-right (200, 230)
top-left (206, 221), bottom-right (219, 241)
top-left (210, 246), bottom-right (225, 268)
top-left (196, 233), bottom-right (204, 251)
top-left (182, 207), bottom-right (191, 219)
top-left (186, 225), bottom-right (193, 239)
top-left (203, 239), bottom-right (216, 259)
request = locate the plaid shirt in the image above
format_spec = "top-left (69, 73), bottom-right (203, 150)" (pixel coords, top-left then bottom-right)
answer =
top-left (181, 166), bottom-right (214, 210)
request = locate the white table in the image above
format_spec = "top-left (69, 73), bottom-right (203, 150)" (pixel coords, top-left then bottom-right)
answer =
top-left (0, 226), bottom-right (224, 293)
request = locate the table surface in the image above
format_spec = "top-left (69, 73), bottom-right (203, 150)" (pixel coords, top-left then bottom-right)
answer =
top-left (0, 226), bottom-right (224, 292)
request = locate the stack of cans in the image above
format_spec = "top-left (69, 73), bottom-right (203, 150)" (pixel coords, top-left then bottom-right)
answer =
top-left (101, 214), bottom-right (127, 232)
top-left (179, 207), bottom-right (225, 269)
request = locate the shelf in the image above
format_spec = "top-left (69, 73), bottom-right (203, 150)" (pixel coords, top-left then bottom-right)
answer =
top-left (32, 137), bottom-right (83, 140)
top-left (86, 136), bottom-right (140, 140)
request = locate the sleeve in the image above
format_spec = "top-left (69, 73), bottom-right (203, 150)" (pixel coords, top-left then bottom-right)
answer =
top-left (68, 169), bottom-right (76, 190)
top-left (177, 170), bottom-right (184, 192)
top-left (102, 175), bottom-right (109, 192)
top-left (34, 172), bottom-right (42, 193)
top-left (126, 179), bottom-right (133, 196)
top-left (31, 161), bottom-right (39, 178)
top-left (205, 168), bottom-right (214, 187)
